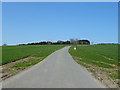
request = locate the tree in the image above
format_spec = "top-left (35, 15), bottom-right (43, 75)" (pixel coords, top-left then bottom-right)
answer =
top-left (47, 41), bottom-right (52, 45)
top-left (70, 38), bottom-right (75, 44)
top-left (3, 43), bottom-right (7, 46)
top-left (57, 40), bottom-right (64, 44)
top-left (70, 38), bottom-right (79, 45)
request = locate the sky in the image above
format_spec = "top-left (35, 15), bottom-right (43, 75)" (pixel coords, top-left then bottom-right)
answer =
top-left (2, 2), bottom-right (118, 45)
top-left (2, 0), bottom-right (119, 2)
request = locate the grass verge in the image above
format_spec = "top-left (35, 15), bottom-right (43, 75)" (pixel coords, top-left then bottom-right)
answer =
top-left (69, 45), bottom-right (119, 88)
top-left (1, 57), bottom-right (43, 80)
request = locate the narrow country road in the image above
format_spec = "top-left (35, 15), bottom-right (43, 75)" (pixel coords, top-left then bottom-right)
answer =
top-left (3, 46), bottom-right (105, 88)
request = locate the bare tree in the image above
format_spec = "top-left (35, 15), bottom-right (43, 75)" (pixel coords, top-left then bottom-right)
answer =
top-left (47, 41), bottom-right (52, 45)
top-left (75, 38), bottom-right (79, 45)
top-left (70, 38), bottom-right (75, 44)
top-left (57, 40), bottom-right (64, 44)
top-left (70, 38), bottom-right (79, 50)
top-left (70, 38), bottom-right (79, 45)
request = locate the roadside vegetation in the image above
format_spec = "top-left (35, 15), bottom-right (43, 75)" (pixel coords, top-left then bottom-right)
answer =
top-left (1, 45), bottom-right (65, 80)
top-left (69, 44), bottom-right (119, 88)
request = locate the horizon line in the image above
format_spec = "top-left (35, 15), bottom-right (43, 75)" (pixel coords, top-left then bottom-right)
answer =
top-left (1, 42), bottom-right (119, 46)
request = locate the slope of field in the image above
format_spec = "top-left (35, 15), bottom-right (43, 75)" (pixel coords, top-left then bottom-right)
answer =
top-left (2, 45), bottom-right (65, 65)
top-left (69, 44), bottom-right (119, 88)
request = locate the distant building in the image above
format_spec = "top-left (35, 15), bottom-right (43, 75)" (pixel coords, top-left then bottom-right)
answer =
top-left (78, 40), bottom-right (90, 45)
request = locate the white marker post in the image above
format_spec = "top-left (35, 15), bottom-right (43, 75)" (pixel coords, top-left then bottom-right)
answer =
top-left (74, 47), bottom-right (76, 50)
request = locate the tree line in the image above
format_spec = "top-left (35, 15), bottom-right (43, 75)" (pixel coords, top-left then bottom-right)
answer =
top-left (18, 39), bottom-right (90, 46)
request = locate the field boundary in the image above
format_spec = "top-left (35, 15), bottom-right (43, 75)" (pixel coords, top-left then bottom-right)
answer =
top-left (1, 57), bottom-right (44, 81)
top-left (72, 56), bottom-right (119, 88)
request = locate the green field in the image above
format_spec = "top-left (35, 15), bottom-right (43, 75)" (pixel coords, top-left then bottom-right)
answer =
top-left (69, 44), bottom-right (119, 86)
top-left (1, 45), bottom-right (65, 65)
top-left (69, 45), bottom-right (118, 66)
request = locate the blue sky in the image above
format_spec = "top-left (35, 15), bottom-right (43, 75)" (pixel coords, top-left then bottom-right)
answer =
top-left (2, 2), bottom-right (118, 45)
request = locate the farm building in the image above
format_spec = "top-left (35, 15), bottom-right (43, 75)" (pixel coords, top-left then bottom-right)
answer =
top-left (78, 40), bottom-right (90, 45)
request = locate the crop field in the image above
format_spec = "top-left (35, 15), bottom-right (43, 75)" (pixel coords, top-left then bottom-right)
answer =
top-left (69, 44), bottom-right (119, 87)
top-left (1, 45), bottom-right (65, 65)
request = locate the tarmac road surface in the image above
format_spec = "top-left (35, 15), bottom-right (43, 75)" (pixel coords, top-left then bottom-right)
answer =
top-left (2, 46), bottom-right (105, 88)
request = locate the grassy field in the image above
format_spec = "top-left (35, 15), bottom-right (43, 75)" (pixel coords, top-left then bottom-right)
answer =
top-left (1, 45), bottom-right (65, 65)
top-left (69, 44), bottom-right (119, 87)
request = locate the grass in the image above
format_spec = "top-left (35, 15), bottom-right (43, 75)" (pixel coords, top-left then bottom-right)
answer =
top-left (69, 45), bottom-right (118, 66)
top-left (1, 45), bottom-right (65, 65)
top-left (10, 58), bottom-right (43, 70)
top-left (69, 44), bottom-right (119, 87)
